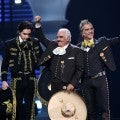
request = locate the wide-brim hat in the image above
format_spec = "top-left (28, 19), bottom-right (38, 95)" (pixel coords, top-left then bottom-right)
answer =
top-left (0, 87), bottom-right (16, 117)
top-left (48, 90), bottom-right (87, 120)
top-left (37, 67), bottom-right (52, 105)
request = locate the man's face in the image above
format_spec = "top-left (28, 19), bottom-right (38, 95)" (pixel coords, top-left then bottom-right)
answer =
top-left (19, 29), bottom-right (32, 41)
top-left (57, 31), bottom-right (69, 47)
top-left (82, 23), bottom-right (94, 40)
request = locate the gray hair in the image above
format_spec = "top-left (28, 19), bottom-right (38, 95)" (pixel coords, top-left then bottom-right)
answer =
top-left (79, 19), bottom-right (92, 32)
top-left (58, 28), bottom-right (71, 42)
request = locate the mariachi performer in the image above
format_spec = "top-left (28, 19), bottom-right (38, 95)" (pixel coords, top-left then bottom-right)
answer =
top-left (35, 16), bottom-right (84, 104)
top-left (77, 19), bottom-right (120, 120)
top-left (1, 21), bottom-right (43, 120)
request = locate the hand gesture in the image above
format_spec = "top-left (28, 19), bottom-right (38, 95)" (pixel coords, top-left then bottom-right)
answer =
top-left (2, 81), bottom-right (9, 90)
top-left (35, 15), bottom-right (41, 23)
top-left (66, 84), bottom-right (74, 93)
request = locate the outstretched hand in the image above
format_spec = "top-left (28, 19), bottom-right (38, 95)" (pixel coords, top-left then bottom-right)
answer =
top-left (2, 81), bottom-right (9, 90)
top-left (35, 15), bottom-right (41, 23)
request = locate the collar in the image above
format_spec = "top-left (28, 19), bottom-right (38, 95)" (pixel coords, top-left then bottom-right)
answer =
top-left (19, 36), bottom-right (24, 43)
top-left (52, 44), bottom-right (69, 55)
top-left (84, 38), bottom-right (94, 43)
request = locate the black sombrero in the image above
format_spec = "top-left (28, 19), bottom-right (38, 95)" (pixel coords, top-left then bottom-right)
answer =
top-left (37, 67), bottom-right (52, 105)
top-left (0, 87), bottom-right (16, 119)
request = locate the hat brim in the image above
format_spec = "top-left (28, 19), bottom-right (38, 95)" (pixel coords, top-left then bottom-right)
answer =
top-left (48, 90), bottom-right (87, 120)
top-left (0, 88), bottom-right (13, 115)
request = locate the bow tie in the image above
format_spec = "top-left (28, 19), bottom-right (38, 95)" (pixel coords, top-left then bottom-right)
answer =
top-left (53, 47), bottom-right (66, 55)
top-left (82, 39), bottom-right (94, 47)
top-left (20, 41), bottom-right (29, 49)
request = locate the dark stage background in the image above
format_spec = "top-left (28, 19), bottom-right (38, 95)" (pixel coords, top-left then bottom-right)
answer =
top-left (0, 0), bottom-right (120, 119)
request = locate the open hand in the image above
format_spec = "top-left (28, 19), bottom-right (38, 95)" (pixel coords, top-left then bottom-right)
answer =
top-left (35, 15), bottom-right (41, 23)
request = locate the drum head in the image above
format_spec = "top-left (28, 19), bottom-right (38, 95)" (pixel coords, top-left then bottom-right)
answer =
top-left (37, 67), bottom-right (52, 105)
top-left (48, 90), bottom-right (87, 120)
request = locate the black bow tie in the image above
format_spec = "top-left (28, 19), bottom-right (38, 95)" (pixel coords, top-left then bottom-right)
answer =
top-left (20, 41), bottom-right (29, 49)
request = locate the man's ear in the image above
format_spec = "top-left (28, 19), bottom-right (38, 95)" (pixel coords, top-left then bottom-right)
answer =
top-left (17, 30), bottom-right (20, 35)
top-left (82, 33), bottom-right (85, 37)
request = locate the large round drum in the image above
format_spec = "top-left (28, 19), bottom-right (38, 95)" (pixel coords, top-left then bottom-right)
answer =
top-left (48, 90), bottom-right (87, 120)
top-left (37, 67), bottom-right (52, 105)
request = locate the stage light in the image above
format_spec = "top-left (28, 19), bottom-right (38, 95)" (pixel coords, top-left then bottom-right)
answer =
top-left (35, 100), bottom-right (42, 110)
top-left (14, 0), bottom-right (22, 4)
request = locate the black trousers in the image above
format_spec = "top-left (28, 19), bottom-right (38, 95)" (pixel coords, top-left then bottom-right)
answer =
top-left (0, 114), bottom-right (12, 120)
top-left (81, 75), bottom-right (110, 120)
top-left (14, 74), bottom-right (35, 120)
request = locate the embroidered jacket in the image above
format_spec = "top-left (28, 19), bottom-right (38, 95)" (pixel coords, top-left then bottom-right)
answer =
top-left (1, 37), bottom-right (42, 81)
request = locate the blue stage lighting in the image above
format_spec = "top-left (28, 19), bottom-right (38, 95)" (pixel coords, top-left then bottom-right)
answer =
top-left (35, 100), bottom-right (42, 110)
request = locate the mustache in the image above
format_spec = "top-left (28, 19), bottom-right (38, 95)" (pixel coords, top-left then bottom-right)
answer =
top-left (57, 40), bottom-right (62, 42)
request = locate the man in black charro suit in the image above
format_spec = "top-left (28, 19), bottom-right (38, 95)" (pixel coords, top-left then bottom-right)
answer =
top-left (1, 21), bottom-right (43, 120)
top-left (77, 19), bottom-right (120, 120)
top-left (35, 16), bottom-right (84, 95)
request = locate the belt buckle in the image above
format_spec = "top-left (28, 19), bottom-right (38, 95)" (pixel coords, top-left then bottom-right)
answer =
top-left (92, 71), bottom-right (105, 79)
top-left (24, 72), bottom-right (30, 75)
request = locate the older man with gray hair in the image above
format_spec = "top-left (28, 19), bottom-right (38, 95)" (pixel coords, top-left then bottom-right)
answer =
top-left (35, 16), bottom-right (84, 95)
top-left (77, 19), bottom-right (120, 120)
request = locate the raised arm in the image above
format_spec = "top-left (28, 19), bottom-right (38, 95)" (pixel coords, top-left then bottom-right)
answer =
top-left (35, 16), bottom-right (51, 48)
top-left (108, 36), bottom-right (120, 47)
